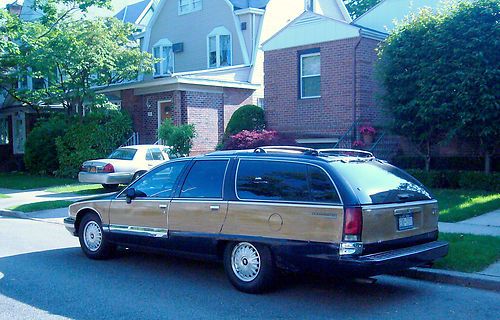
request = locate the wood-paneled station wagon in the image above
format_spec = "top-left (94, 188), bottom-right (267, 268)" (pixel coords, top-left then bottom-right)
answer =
top-left (64, 147), bottom-right (448, 293)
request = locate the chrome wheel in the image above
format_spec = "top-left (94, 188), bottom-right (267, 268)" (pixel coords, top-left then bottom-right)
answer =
top-left (83, 221), bottom-right (102, 252)
top-left (231, 242), bottom-right (261, 282)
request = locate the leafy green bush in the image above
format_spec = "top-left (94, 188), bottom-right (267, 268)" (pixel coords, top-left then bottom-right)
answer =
top-left (55, 110), bottom-right (132, 178)
top-left (225, 105), bottom-right (265, 135)
top-left (392, 156), bottom-right (499, 172)
top-left (158, 119), bottom-right (196, 158)
top-left (406, 169), bottom-right (499, 192)
top-left (24, 114), bottom-right (68, 175)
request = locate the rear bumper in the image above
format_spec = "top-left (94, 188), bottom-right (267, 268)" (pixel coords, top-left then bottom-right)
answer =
top-left (78, 172), bottom-right (133, 185)
top-left (338, 241), bottom-right (449, 276)
top-left (64, 217), bottom-right (77, 236)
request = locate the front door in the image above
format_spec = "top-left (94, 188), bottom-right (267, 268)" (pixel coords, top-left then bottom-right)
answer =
top-left (158, 100), bottom-right (173, 128)
top-left (108, 161), bottom-right (188, 246)
top-left (167, 159), bottom-right (230, 254)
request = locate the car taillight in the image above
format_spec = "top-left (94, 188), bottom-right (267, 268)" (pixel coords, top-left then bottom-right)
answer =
top-left (103, 163), bottom-right (114, 173)
top-left (79, 165), bottom-right (85, 172)
top-left (343, 207), bottom-right (362, 241)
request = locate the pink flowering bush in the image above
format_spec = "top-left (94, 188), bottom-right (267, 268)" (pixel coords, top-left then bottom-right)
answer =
top-left (359, 125), bottom-right (376, 136)
top-left (223, 130), bottom-right (292, 150)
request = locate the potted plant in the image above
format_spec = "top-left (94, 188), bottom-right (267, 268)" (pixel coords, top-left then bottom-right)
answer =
top-left (359, 125), bottom-right (376, 144)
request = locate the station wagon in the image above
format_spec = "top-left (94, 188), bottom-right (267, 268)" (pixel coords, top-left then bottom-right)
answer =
top-left (64, 147), bottom-right (448, 293)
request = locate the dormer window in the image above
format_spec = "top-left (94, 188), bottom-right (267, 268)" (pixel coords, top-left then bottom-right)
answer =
top-left (153, 39), bottom-right (174, 76)
top-left (179, 0), bottom-right (202, 15)
top-left (207, 27), bottom-right (232, 69)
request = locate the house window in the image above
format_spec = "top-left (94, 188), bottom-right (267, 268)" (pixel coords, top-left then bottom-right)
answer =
top-left (207, 27), bottom-right (232, 68)
top-left (0, 117), bottom-right (9, 145)
top-left (300, 52), bottom-right (320, 99)
top-left (178, 0), bottom-right (202, 15)
top-left (153, 39), bottom-right (174, 76)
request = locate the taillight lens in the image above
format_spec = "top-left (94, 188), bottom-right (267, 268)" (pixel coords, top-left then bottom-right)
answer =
top-left (344, 207), bottom-right (362, 241)
top-left (103, 163), bottom-right (114, 173)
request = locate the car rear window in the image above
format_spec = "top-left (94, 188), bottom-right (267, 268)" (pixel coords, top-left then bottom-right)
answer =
top-left (108, 148), bottom-right (137, 160)
top-left (331, 161), bottom-right (432, 205)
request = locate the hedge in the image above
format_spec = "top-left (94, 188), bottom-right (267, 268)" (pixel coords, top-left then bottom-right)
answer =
top-left (406, 169), bottom-right (500, 192)
top-left (392, 156), bottom-right (499, 172)
top-left (225, 105), bottom-right (265, 136)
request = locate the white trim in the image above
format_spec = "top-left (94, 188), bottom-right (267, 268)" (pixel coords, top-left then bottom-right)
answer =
top-left (234, 8), bottom-right (265, 15)
top-left (152, 38), bottom-right (174, 77)
top-left (135, 0), bottom-right (155, 25)
top-left (232, 11), bottom-right (250, 65)
top-left (207, 26), bottom-right (233, 69)
top-left (300, 52), bottom-right (321, 99)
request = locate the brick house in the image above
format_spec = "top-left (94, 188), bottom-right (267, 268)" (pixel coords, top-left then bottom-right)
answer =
top-left (98, 0), bottom-right (353, 154)
top-left (261, 0), bottom-right (446, 155)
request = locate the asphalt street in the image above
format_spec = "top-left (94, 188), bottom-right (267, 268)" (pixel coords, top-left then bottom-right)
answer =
top-left (0, 216), bottom-right (499, 320)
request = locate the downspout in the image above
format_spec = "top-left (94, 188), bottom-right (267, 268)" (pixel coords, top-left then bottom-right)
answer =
top-left (352, 31), bottom-right (362, 141)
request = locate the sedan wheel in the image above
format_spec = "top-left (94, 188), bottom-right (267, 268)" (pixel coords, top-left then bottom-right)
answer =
top-left (223, 242), bottom-right (275, 293)
top-left (78, 213), bottom-right (114, 260)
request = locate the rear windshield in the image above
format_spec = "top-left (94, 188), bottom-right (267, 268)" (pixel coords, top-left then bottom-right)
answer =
top-left (108, 148), bottom-right (137, 160)
top-left (331, 161), bottom-right (432, 205)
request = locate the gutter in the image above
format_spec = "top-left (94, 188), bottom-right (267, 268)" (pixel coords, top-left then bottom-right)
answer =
top-left (352, 33), bottom-right (362, 140)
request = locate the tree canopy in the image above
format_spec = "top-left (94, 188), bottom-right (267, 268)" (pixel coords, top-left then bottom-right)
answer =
top-left (343, 0), bottom-right (380, 19)
top-left (0, 0), bottom-right (154, 115)
top-left (376, 0), bottom-right (499, 172)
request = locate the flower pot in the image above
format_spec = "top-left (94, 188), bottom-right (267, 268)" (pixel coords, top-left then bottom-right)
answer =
top-left (362, 134), bottom-right (374, 145)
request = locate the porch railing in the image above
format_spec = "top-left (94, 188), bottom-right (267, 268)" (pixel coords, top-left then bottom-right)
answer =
top-left (121, 132), bottom-right (140, 147)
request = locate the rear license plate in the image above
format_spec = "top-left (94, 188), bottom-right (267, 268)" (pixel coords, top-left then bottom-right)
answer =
top-left (398, 213), bottom-right (414, 230)
top-left (89, 167), bottom-right (97, 173)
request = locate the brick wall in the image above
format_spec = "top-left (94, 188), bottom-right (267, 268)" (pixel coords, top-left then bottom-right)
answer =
top-left (265, 38), bottom-right (364, 138)
top-left (121, 87), bottom-right (257, 154)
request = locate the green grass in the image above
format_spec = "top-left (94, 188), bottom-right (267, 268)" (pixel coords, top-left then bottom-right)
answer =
top-left (0, 173), bottom-right (76, 190)
top-left (434, 233), bottom-right (500, 273)
top-left (9, 200), bottom-right (74, 213)
top-left (0, 194), bottom-right (10, 198)
top-left (45, 184), bottom-right (112, 195)
top-left (433, 189), bottom-right (500, 222)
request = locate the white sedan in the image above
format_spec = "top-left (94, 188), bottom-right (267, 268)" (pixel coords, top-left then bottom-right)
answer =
top-left (78, 145), bottom-right (170, 190)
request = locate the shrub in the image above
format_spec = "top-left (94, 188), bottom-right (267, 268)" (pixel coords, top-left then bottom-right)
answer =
top-left (406, 169), bottom-right (500, 192)
top-left (24, 115), bottom-right (68, 175)
top-left (55, 110), bottom-right (132, 178)
top-left (222, 130), bottom-right (294, 150)
top-left (225, 105), bottom-right (265, 135)
top-left (392, 156), bottom-right (499, 172)
top-left (158, 119), bottom-right (196, 157)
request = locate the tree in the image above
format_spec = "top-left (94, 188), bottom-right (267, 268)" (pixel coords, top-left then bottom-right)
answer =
top-left (0, 0), bottom-right (154, 115)
top-left (343, 0), bottom-right (380, 19)
top-left (376, 0), bottom-right (499, 172)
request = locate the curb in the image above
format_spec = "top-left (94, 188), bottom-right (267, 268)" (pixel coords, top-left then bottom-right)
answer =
top-left (0, 209), bottom-right (26, 219)
top-left (395, 267), bottom-right (500, 292)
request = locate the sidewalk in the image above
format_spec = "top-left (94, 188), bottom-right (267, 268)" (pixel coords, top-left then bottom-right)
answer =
top-left (438, 209), bottom-right (500, 237)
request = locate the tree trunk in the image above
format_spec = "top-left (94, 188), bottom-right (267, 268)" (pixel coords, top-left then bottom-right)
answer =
top-left (484, 152), bottom-right (491, 174)
top-left (425, 156), bottom-right (431, 172)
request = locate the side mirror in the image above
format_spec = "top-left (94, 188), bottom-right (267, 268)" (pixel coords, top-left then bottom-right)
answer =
top-left (126, 188), bottom-right (136, 204)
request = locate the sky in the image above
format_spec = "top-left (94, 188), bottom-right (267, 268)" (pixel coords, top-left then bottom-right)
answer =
top-left (1, 0), bottom-right (23, 9)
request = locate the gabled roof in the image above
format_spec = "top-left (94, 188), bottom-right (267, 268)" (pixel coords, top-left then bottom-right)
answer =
top-left (229, 0), bottom-right (270, 9)
top-left (115, 0), bottom-right (153, 25)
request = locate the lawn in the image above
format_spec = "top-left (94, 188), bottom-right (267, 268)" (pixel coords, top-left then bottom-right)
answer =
top-left (45, 183), bottom-right (114, 195)
top-left (0, 173), bottom-right (75, 190)
top-left (0, 194), bottom-right (10, 198)
top-left (433, 189), bottom-right (500, 222)
top-left (8, 200), bottom-right (75, 213)
top-left (434, 233), bottom-right (500, 273)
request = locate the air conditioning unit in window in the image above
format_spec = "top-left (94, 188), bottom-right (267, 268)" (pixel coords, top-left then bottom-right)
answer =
top-left (173, 42), bottom-right (184, 53)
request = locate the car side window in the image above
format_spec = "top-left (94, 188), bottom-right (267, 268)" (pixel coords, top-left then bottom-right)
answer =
top-left (308, 166), bottom-right (341, 203)
top-left (179, 160), bottom-right (228, 198)
top-left (130, 161), bottom-right (186, 198)
top-left (146, 148), bottom-right (165, 161)
top-left (236, 160), bottom-right (309, 202)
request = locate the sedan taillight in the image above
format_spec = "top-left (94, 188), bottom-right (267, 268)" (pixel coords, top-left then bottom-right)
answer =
top-left (102, 163), bottom-right (114, 173)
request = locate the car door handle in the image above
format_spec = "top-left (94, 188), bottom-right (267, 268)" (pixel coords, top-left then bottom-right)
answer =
top-left (210, 205), bottom-right (220, 211)
top-left (159, 204), bottom-right (168, 209)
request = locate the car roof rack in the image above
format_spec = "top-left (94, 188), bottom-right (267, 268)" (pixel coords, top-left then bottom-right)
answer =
top-left (253, 146), bottom-right (319, 156)
top-left (253, 146), bottom-right (374, 159)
